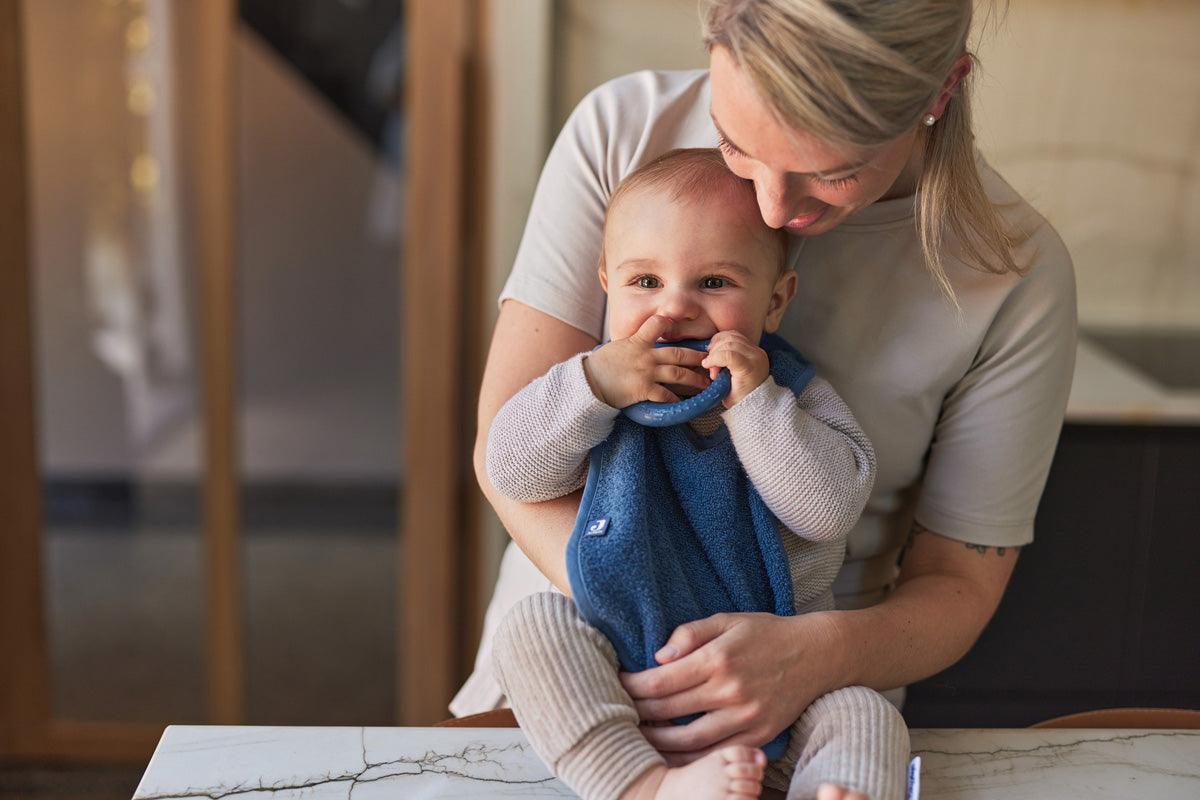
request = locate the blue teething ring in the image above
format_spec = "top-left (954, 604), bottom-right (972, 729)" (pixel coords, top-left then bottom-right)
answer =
top-left (621, 339), bottom-right (731, 427)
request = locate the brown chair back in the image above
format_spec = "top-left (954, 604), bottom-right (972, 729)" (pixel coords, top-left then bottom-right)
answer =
top-left (434, 709), bottom-right (519, 728)
top-left (1032, 707), bottom-right (1200, 729)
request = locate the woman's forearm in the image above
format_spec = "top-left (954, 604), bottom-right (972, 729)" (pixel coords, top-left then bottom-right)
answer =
top-left (474, 434), bottom-right (576, 593)
top-left (475, 300), bottom-right (600, 593)
top-left (829, 524), bottom-right (1019, 692)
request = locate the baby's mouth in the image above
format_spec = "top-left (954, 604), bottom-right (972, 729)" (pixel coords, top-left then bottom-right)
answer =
top-left (655, 334), bottom-right (713, 345)
top-left (665, 382), bottom-right (704, 398)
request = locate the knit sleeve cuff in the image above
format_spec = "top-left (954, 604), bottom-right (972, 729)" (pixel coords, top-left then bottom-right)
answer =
top-left (722, 376), bottom-right (791, 432)
top-left (560, 353), bottom-right (622, 435)
top-left (485, 353), bottom-right (619, 503)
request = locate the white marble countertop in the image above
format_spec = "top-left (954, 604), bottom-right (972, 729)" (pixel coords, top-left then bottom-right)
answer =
top-left (133, 725), bottom-right (1200, 799)
top-left (1067, 337), bottom-right (1200, 425)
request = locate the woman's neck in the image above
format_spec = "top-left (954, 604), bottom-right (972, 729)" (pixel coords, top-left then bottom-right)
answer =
top-left (879, 132), bottom-right (926, 201)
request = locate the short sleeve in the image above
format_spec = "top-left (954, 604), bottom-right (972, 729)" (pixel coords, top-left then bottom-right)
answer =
top-left (915, 223), bottom-right (1077, 547)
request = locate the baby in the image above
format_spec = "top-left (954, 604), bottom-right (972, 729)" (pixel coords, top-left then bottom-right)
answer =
top-left (486, 148), bottom-right (909, 800)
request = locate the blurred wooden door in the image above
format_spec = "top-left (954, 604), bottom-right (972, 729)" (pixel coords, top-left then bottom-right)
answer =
top-left (398, 0), bottom-right (491, 725)
top-left (0, 0), bottom-right (488, 760)
top-left (0, 0), bottom-right (238, 761)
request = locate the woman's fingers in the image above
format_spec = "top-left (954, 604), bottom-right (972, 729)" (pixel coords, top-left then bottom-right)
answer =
top-left (638, 707), bottom-right (764, 760)
top-left (620, 615), bottom-right (740, 724)
top-left (624, 612), bottom-right (832, 760)
top-left (619, 654), bottom-right (708, 709)
top-left (620, 615), bottom-right (733, 703)
top-left (631, 682), bottom-right (715, 724)
top-left (658, 614), bottom-right (737, 661)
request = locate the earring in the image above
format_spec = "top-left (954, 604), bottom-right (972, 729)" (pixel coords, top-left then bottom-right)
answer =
top-left (922, 113), bottom-right (937, 127)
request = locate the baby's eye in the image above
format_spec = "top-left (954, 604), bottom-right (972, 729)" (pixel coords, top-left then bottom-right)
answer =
top-left (701, 276), bottom-right (726, 289)
top-left (637, 276), bottom-right (661, 289)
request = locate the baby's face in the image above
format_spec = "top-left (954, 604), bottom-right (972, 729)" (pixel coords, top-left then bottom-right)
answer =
top-left (601, 183), bottom-right (792, 344)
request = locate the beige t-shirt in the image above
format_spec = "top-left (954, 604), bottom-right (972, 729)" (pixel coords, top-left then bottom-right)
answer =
top-left (451, 69), bottom-right (1076, 716)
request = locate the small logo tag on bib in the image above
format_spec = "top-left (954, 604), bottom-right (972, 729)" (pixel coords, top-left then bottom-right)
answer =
top-left (585, 518), bottom-right (610, 536)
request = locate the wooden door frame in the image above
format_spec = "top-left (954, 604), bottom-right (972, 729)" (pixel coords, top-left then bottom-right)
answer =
top-left (194, 0), bottom-right (243, 729)
top-left (0, 0), bottom-right (51, 759)
top-left (399, 0), bottom-right (561, 724)
top-left (398, 0), bottom-right (492, 725)
top-left (1, 0), bottom-right (493, 753)
top-left (0, 0), bottom-right (237, 762)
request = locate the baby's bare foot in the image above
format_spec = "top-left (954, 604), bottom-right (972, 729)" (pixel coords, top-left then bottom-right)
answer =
top-left (622, 746), bottom-right (767, 800)
top-left (815, 783), bottom-right (870, 800)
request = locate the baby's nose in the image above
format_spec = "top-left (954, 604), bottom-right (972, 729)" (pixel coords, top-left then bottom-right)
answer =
top-left (657, 288), bottom-right (700, 319)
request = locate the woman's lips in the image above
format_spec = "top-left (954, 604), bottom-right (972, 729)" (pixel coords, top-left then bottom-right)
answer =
top-left (784, 205), bottom-right (828, 231)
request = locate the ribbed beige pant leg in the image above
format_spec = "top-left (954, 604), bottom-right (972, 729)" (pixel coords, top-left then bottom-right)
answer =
top-left (763, 685), bottom-right (909, 800)
top-left (491, 592), bottom-right (665, 800)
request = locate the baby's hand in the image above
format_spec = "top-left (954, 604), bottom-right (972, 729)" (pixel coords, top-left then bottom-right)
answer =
top-left (583, 316), bottom-right (709, 408)
top-left (702, 331), bottom-right (769, 408)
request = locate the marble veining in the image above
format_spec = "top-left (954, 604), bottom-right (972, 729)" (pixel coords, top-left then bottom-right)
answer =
top-left (911, 729), bottom-right (1200, 799)
top-left (134, 727), bottom-right (568, 799)
top-left (135, 726), bottom-right (1200, 800)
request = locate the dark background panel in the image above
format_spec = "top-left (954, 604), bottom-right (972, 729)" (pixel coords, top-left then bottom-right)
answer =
top-left (904, 424), bottom-right (1200, 727)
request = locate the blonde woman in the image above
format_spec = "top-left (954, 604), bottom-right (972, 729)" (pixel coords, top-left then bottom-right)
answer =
top-left (458, 1), bottom-right (1076, 798)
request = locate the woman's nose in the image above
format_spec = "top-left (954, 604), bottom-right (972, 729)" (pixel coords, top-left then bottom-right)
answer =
top-left (753, 170), bottom-right (801, 229)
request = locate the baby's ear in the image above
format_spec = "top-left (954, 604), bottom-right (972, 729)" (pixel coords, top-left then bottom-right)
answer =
top-left (597, 258), bottom-right (609, 292)
top-left (763, 269), bottom-right (798, 333)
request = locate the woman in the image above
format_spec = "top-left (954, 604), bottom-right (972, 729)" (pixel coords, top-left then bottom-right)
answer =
top-left (456, 0), bottom-right (1076, 771)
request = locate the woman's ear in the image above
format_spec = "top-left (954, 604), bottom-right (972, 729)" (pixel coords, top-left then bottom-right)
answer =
top-left (763, 269), bottom-right (798, 333)
top-left (930, 53), bottom-right (972, 119)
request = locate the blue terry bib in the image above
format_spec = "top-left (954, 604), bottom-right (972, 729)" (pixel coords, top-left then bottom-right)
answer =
top-left (566, 334), bottom-right (816, 760)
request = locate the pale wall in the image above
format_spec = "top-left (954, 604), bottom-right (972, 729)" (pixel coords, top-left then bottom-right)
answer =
top-left (972, 0), bottom-right (1200, 330)
top-left (527, 0), bottom-right (1200, 331)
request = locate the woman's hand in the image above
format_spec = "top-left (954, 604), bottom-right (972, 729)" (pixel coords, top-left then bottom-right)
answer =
top-left (618, 526), bottom-right (1020, 766)
top-left (618, 610), bottom-right (844, 765)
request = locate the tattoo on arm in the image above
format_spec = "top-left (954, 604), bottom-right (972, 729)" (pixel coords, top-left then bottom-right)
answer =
top-left (965, 542), bottom-right (1019, 557)
top-left (898, 521), bottom-right (930, 566)
top-left (900, 520), bottom-right (1021, 563)
top-left (905, 521), bottom-right (929, 550)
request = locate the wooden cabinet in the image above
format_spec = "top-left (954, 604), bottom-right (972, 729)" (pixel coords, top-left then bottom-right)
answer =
top-left (904, 424), bottom-right (1200, 727)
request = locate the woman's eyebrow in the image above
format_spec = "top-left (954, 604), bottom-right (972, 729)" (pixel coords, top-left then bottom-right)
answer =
top-left (711, 113), bottom-right (865, 177)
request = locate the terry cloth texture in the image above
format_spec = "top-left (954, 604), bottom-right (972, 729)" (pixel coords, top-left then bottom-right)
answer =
top-left (567, 335), bottom-right (815, 672)
top-left (566, 334), bottom-right (816, 759)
